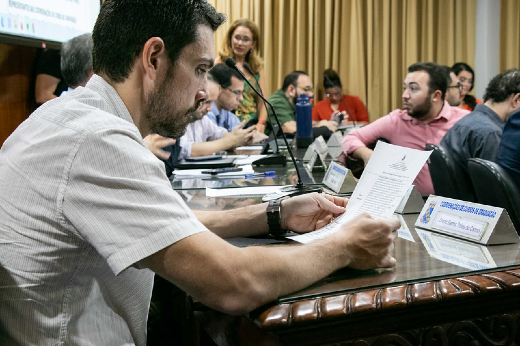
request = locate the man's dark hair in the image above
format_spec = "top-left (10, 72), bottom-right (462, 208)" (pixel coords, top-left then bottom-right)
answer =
top-left (282, 71), bottom-right (308, 92)
top-left (208, 63), bottom-right (244, 89)
top-left (408, 62), bottom-right (448, 100)
top-left (92, 0), bottom-right (225, 83)
top-left (441, 65), bottom-right (453, 86)
top-left (61, 33), bottom-right (93, 88)
top-left (483, 69), bottom-right (520, 103)
top-left (323, 69), bottom-right (342, 89)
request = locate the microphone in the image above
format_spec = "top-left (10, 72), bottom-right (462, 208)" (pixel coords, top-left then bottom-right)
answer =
top-left (242, 61), bottom-right (280, 155)
top-left (225, 57), bottom-right (322, 200)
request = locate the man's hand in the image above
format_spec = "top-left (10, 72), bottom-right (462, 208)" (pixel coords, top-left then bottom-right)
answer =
top-left (252, 130), bottom-right (269, 144)
top-left (315, 120), bottom-right (338, 132)
top-left (281, 193), bottom-right (348, 232)
top-left (335, 213), bottom-right (400, 269)
top-left (144, 134), bottom-right (176, 160)
top-left (229, 121), bottom-right (255, 148)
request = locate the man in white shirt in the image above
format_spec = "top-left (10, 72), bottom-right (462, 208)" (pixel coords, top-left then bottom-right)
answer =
top-left (0, 1), bottom-right (399, 345)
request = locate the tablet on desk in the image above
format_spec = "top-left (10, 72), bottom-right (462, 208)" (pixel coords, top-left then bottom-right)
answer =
top-left (173, 157), bottom-right (235, 169)
top-left (185, 155), bottom-right (223, 161)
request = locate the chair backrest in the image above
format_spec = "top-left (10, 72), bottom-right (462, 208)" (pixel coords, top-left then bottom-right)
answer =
top-left (468, 158), bottom-right (520, 233)
top-left (425, 143), bottom-right (476, 202)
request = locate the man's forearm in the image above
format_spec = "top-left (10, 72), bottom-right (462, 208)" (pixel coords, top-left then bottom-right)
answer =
top-left (190, 137), bottom-right (233, 157)
top-left (193, 203), bottom-right (268, 238)
top-left (352, 146), bottom-right (373, 164)
top-left (281, 121), bottom-right (297, 133)
top-left (143, 228), bottom-right (348, 316)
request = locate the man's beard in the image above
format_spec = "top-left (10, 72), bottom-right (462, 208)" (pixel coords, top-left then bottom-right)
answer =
top-left (407, 94), bottom-right (433, 119)
top-left (143, 68), bottom-right (201, 139)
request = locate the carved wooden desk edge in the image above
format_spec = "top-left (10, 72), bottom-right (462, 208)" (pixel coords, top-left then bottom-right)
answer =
top-left (252, 268), bottom-right (520, 332)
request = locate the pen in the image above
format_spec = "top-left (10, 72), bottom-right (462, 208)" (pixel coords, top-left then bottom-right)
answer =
top-left (245, 171), bottom-right (276, 179)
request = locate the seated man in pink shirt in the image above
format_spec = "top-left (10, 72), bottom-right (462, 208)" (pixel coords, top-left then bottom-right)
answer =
top-left (341, 62), bottom-right (469, 196)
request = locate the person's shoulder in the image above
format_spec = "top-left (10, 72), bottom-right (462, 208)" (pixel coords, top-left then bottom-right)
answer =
top-left (344, 94), bottom-right (363, 103)
top-left (268, 89), bottom-right (285, 102)
top-left (42, 88), bottom-right (140, 138)
top-left (386, 108), bottom-right (408, 119)
top-left (314, 98), bottom-right (328, 108)
top-left (448, 105), bottom-right (470, 120)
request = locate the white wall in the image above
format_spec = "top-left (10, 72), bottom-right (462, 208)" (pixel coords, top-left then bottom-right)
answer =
top-left (474, 0), bottom-right (501, 100)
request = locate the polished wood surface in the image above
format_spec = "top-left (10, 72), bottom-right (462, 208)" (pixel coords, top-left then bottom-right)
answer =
top-left (176, 188), bottom-right (520, 345)
top-left (0, 43), bottom-right (39, 145)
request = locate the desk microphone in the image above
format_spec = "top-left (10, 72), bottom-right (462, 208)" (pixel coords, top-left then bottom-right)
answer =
top-left (226, 57), bottom-right (322, 200)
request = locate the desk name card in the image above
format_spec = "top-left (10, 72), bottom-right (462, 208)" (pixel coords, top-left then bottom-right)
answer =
top-left (415, 195), bottom-right (519, 245)
top-left (322, 161), bottom-right (357, 193)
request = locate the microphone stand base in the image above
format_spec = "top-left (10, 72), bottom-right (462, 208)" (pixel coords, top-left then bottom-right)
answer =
top-left (262, 185), bottom-right (323, 202)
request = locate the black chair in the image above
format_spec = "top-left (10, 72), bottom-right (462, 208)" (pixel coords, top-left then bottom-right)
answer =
top-left (468, 158), bottom-right (520, 233)
top-left (426, 143), bottom-right (477, 202)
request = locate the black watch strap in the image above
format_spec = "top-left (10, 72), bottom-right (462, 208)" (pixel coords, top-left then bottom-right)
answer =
top-left (267, 197), bottom-right (288, 237)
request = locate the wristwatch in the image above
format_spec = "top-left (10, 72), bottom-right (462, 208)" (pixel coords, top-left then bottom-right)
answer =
top-left (266, 197), bottom-right (288, 237)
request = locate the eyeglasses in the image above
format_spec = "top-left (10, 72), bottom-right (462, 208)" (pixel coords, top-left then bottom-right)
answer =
top-left (297, 85), bottom-right (314, 93)
top-left (447, 83), bottom-right (463, 91)
top-left (233, 35), bottom-right (252, 43)
top-left (226, 88), bottom-right (243, 96)
top-left (327, 91), bottom-right (342, 98)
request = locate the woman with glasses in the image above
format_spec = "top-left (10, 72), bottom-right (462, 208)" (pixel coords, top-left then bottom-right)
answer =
top-left (451, 62), bottom-right (482, 111)
top-left (216, 19), bottom-right (268, 133)
top-left (312, 69), bottom-right (369, 127)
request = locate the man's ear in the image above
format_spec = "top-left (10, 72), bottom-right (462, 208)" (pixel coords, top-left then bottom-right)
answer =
top-left (431, 89), bottom-right (443, 103)
top-left (141, 37), bottom-right (168, 82)
top-left (511, 93), bottom-right (520, 110)
top-left (286, 84), bottom-right (296, 98)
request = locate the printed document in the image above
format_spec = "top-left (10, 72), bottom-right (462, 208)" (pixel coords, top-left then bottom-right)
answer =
top-left (290, 141), bottom-right (432, 243)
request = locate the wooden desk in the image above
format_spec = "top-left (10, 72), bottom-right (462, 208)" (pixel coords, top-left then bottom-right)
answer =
top-left (175, 193), bottom-right (520, 345)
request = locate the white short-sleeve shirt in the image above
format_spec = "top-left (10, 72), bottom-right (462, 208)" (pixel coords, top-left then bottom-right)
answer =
top-left (0, 74), bottom-right (208, 345)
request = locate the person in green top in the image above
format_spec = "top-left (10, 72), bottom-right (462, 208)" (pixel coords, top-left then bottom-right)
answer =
top-left (216, 19), bottom-right (269, 133)
top-left (266, 70), bottom-right (333, 140)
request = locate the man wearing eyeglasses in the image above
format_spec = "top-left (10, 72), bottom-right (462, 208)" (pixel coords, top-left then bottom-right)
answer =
top-left (444, 66), bottom-right (462, 107)
top-left (441, 68), bottom-right (520, 177)
top-left (266, 70), bottom-right (334, 139)
top-left (206, 63), bottom-right (244, 131)
top-left (342, 62), bottom-right (469, 196)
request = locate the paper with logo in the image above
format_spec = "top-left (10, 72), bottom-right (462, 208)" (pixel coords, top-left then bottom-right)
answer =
top-left (289, 141), bottom-right (432, 244)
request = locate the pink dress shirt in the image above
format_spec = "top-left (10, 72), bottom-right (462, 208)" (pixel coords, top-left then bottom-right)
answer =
top-left (341, 101), bottom-right (469, 196)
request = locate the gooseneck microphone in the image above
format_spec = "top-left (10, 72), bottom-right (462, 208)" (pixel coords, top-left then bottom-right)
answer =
top-left (225, 57), bottom-right (322, 199)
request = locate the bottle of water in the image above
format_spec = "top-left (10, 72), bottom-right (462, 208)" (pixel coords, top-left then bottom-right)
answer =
top-left (295, 94), bottom-right (313, 148)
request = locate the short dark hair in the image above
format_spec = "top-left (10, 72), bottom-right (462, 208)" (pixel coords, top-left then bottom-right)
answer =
top-left (441, 65), bottom-right (453, 85)
top-left (61, 33), bottom-right (93, 88)
top-left (408, 62), bottom-right (448, 100)
top-left (208, 63), bottom-right (244, 89)
top-left (483, 69), bottom-right (520, 103)
top-left (323, 68), bottom-right (342, 89)
top-left (282, 71), bottom-right (308, 92)
top-left (92, 0), bottom-right (225, 83)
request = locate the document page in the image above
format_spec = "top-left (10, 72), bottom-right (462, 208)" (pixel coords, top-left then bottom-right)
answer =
top-left (290, 141), bottom-right (432, 243)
